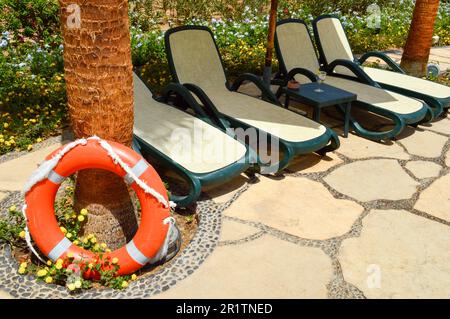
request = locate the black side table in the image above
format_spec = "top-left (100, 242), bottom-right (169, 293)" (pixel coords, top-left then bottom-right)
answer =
top-left (282, 83), bottom-right (357, 137)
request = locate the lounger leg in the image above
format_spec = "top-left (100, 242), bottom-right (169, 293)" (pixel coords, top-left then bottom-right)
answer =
top-left (317, 129), bottom-right (340, 156)
top-left (336, 103), bottom-right (405, 141)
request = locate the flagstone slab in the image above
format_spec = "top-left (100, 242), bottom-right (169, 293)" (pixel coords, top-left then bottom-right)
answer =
top-left (204, 175), bottom-right (249, 204)
top-left (324, 159), bottom-right (419, 202)
top-left (339, 210), bottom-right (450, 298)
top-left (421, 118), bottom-right (450, 135)
top-left (336, 133), bottom-right (409, 160)
top-left (404, 160), bottom-right (442, 179)
top-left (224, 176), bottom-right (363, 240)
top-left (288, 152), bottom-right (343, 174)
top-left (0, 192), bottom-right (6, 202)
top-left (0, 144), bottom-right (61, 191)
top-left (0, 290), bottom-right (13, 299)
top-left (397, 129), bottom-right (448, 158)
top-left (153, 236), bottom-right (332, 298)
top-left (220, 219), bottom-right (259, 242)
top-left (414, 173), bottom-right (450, 222)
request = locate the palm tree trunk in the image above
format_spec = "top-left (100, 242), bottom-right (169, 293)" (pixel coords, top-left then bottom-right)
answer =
top-left (400, 0), bottom-right (440, 77)
top-left (263, 0), bottom-right (278, 85)
top-left (59, 0), bottom-right (137, 249)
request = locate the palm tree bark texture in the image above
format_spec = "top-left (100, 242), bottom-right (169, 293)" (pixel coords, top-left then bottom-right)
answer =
top-left (59, 0), bottom-right (137, 249)
top-left (400, 0), bottom-right (440, 77)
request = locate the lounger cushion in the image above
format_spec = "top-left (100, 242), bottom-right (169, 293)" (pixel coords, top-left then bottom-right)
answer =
top-left (200, 87), bottom-right (327, 143)
top-left (276, 21), bottom-right (425, 115)
top-left (168, 29), bottom-right (227, 90)
top-left (133, 74), bottom-right (247, 174)
top-left (362, 67), bottom-right (450, 99)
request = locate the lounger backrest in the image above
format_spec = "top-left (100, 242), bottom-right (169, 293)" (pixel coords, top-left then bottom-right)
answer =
top-left (166, 27), bottom-right (227, 89)
top-left (275, 21), bottom-right (320, 80)
top-left (314, 17), bottom-right (354, 67)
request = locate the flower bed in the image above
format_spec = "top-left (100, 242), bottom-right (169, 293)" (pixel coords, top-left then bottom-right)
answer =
top-left (0, 177), bottom-right (198, 293)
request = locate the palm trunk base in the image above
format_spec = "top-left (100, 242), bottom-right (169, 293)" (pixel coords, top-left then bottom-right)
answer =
top-left (74, 169), bottom-right (138, 250)
top-left (400, 57), bottom-right (428, 77)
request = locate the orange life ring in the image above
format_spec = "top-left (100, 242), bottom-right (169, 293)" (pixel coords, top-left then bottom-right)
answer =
top-left (24, 139), bottom-right (170, 275)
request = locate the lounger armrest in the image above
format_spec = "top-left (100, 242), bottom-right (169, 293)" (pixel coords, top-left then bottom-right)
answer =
top-left (358, 51), bottom-right (405, 74)
top-left (325, 59), bottom-right (378, 86)
top-left (230, 73), bottom-right (280, 105)
top-left (182, 83), bottom-right (232, 131)
top-left (285, 68), bottom-right (318, 84)
top-left (160, 83), bottom-right (213, 123)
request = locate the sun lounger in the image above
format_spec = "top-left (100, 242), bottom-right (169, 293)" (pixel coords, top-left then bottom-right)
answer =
top-left (164, 25), bottom-right (340, 173)
top-left (313, 15), bottom-right (449, 117)
top-left (133, 73), bottom-right (251, 206)
top-left (274, 19), bottom-right (433, 141)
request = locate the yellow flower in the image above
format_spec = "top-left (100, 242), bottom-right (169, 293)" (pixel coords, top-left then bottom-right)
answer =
top-left (18, 267), bottom-right (26, 275)
top-left (112, 257), bottom-right (119, 264)
top-left (93, 244), bottom-right (99, 250)
top-left (66, 233), bottom-right (73, 239)
top-left (9, 205), bottom-right (16, 212)
top-left (100, 243), bottom-right (107, 249)
top-left (77, 215), bottom-right (85, 222)
top-left (45, 276), bottom-right (53, 284)
top-left (55, 263), bottom-right (63, 270)
top-left (106, 249), bottom-right (111, 253)
top-left (88, 263), bottom-right (94, 269)
top-left (90, 237), bottom-right (97, 244)
top-left (20, 262), bottom-right (27, 268)
top-left (67, 283), bottom-right (76, 291)
top-left (74, 280), bottom-right (82, 288)
top-left (87, 234), bottom-right (94, 239)
top-left (56, 258), bottom-right (63, 265)
top-left (131, 274), bottom-right (137, 281)
top-left (121, 281), bottom-right (128, 288)
top-left (71, 214), bottom-right (76, 219)
top-left (60, 226), bottom-right (67, 234)
top-left (73, 240), bottom-right (79, 245)
top-left (3, 123), bottom-right (8, 128)
top-left (80, 208), bottom-right (88, 216)
top-left (27, 145), bottom-right (33, 151)
top-left (46, 260), bottom-right (52, 266)
top-left (82, 238), bottom-right (89, 244)
top-left (19, 230), bottom-right (26, 238)
top-left (36, 138), bottom-right (42, 143)
top-left (37, 269), bottom-right (48, 277)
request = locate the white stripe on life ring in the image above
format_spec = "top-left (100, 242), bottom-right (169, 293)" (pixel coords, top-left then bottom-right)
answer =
top-left (48, 237), bottom-right (72, 261)
top-left (124, 159), bottom-right (148, 184)
top-left (48, 170), bottom-right (65, 184)
top-left (125, 240), bottom-right (150, 265)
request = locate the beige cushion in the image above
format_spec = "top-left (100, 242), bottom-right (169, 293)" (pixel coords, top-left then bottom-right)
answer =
top-left (362, 67), bottom-right (450, 99)
top-left (168, 28), bottom-right (328, 143)
top-left (315, 17), bottom-right (355, 76)
top-left (201, 87), bottom-right (327, 143)
top-left (276, 22), bottom-right (321, 77)
top-left (324, 76), bottom-right (425, 115)
top-left (133, 74), bottom-right (247, 174)
top-left (168, 29), bottom-right (227, 90)
top-left (276, 21), bottom-right (425, 115)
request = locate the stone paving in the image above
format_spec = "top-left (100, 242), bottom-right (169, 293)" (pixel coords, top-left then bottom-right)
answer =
top-left (0, 90), bottom-right (449, 299)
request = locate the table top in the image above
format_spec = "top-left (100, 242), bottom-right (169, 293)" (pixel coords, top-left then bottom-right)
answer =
top-left (283, 83), bottom-right (357, 108)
